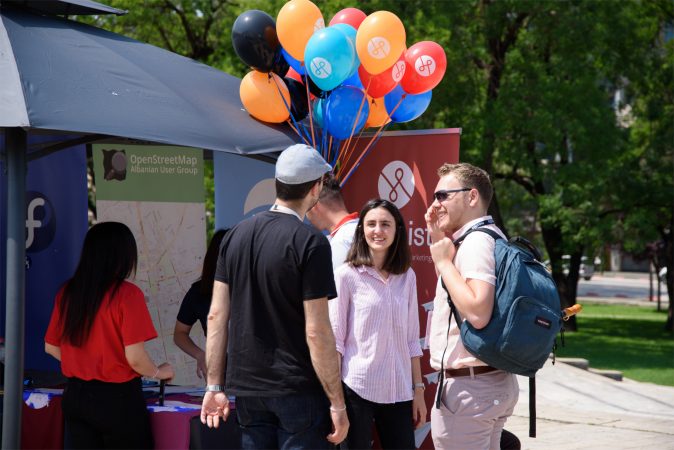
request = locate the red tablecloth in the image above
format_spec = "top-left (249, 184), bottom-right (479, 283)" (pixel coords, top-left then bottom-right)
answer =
top-left (20, 390), bottom-right (238, 450)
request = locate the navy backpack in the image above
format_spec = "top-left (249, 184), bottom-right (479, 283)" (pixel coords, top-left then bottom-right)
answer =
top-left (438, 227), bottom-right (563, 438)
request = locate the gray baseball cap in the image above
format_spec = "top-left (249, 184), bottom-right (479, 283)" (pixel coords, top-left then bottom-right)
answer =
top-left (275, 144), bottom-right (332, 184)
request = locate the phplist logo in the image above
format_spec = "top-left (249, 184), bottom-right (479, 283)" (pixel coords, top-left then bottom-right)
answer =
top-left (25, 191), bottom-right (56, 252)
top-left (378, 160), bottom-right (415, 209)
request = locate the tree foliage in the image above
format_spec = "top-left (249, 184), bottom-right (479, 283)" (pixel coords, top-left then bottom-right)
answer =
top-left (80, 0), bottom-right (673, 329)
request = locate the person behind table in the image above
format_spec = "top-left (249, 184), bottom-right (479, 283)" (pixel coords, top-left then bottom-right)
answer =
top-left (426, 163), bottom-right (519, 449)
top-left (200, 143), bottom-right (349, 448)
top-left (174, 229), bottom-right (229, 379)
top-left (45, 221), bottom-right (174, 449)
top-left (330, 198), bottom-right (426, 449)
top-left (306, 173), bottom-right (359, 270)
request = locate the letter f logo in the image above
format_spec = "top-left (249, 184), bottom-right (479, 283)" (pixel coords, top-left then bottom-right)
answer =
top-left (26, 197), bottom-right (45, 249)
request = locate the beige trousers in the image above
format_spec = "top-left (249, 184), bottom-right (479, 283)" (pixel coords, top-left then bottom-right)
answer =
top-left (431, 369), bottom-right (519, 450)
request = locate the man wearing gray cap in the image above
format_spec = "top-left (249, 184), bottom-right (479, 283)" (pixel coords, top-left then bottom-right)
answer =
top-left (201, 144), bottom-right (349, 449)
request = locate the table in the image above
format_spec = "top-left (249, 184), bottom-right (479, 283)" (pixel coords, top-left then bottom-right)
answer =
top-left (20, 389), bottom-right (241, 449)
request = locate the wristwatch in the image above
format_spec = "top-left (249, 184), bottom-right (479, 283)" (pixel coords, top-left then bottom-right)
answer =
top-left (414, 382), bottom-right (425, 391)
top-left (205, 384), bottom-right (225, 392)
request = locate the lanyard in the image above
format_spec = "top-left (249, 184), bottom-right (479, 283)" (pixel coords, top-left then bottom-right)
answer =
top-left (270, 204), bottom-right (302, 221)
top-left (453, 218), bottom-right (495, 244)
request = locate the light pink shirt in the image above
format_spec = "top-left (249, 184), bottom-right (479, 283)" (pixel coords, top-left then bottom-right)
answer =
top-left (330, 264), bottom-right (423, 404)
top-left (429, 216), bottom-right (505, 371)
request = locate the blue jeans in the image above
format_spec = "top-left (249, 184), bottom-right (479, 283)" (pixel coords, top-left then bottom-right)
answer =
top-left (235, 393), bottom-right (331, 449)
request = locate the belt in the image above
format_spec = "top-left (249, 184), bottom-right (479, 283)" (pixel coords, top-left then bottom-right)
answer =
top-left (444, 366), bottom-right (498, 378)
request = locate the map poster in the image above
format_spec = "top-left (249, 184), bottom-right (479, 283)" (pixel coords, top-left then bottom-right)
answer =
top-left (93, 144), bottom-right (206, 386)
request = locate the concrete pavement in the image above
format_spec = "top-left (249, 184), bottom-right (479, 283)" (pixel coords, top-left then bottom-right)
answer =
top-left (504, 359), bottom-right (674, 449)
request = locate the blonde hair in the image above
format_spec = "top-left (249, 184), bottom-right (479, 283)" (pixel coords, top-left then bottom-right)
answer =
top-left (437, 163), bottom-right (493, 206)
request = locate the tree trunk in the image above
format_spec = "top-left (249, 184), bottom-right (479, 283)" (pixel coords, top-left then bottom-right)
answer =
top-left (664, 212), bottom-right (673, 332)
top-left (541, 222), bottom-right (578, 330)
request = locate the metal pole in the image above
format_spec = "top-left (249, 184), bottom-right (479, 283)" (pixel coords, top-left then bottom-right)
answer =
top-left (2, 127), bottom-right (27, 450)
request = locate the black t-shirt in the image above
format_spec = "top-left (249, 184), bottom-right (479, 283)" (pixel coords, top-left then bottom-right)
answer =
top-left (215, 211), bottom-right (337, 396)
top-left (176, 281), bottom-right (210, 335)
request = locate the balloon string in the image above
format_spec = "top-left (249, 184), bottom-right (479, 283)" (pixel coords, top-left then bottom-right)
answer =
top-left (339, 78), bottom-right (371, 170)
top-left (338, 94), bottom-right (404, 182)
top-left (340, 97), bottom-right (375, 179)
top-left (302, 72), bottom-right (317, 150)
top-left (340, 122), bottom-right (391, 188)
top-left (271, 73), bottom-right (310, 144)
top-left (286, 120), bottom-right (309, 145)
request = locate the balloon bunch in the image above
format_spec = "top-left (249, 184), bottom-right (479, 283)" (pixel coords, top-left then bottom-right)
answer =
top-left (233, 0), bottom-right (446, 185)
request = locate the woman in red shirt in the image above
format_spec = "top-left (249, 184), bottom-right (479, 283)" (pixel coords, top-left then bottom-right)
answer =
top-left (45, 221), bottom-right (174, 449)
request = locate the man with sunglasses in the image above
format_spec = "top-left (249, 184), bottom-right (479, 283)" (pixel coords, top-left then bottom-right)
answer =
top-left (425, 163), bottom-right (519, 449)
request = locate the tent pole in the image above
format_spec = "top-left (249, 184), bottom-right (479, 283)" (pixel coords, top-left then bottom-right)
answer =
top-left (2, 127), bottom-right (27, 450)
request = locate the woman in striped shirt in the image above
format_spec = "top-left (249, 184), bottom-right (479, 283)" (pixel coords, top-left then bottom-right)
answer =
top-left (330, 198), bottom-right (426, 449)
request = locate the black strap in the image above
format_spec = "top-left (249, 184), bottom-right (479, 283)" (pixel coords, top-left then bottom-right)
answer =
top-left (529, 377), bottom-right (536, 438)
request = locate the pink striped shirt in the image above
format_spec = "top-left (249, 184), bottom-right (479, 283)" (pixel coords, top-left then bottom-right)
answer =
top-left (330, 264), bottom-right (423, 404)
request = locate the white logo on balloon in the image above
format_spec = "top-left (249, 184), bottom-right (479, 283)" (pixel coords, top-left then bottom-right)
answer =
top-left (367, 37), bottom-right (391, 59)
top-left (391, 61), bottom-right (406, 82)
top-left (415, 55), bottom-right (436, 77)
top-left (314, 18), bottom-right (325, 32)
top-left (378, 160), bottom-right (415, 209)
top-left (310, 57), bottom-right (332, 79)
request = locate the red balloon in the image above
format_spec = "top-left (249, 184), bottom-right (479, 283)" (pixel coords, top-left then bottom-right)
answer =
top-left (329, 7), bottom-right (366, 29)
top-left (400, 41), bottom-right (447, 95)
top-left (358, 52), bottom-right (406, 98)
top-left (287, 67), bottom-right (303, 83)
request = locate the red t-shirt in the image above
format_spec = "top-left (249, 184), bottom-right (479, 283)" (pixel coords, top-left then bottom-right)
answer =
top-left (45, 281), bottom-right (158, 382)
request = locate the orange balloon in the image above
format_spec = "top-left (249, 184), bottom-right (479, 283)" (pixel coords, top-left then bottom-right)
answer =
top-left (356, 11), bottom-right (406, 75)
top-left (277, 0), bottom-right (324, 62)
top-left (239, 71), bottom-right (290, 123)
top-left (365, 96), bottom-right (390, 128)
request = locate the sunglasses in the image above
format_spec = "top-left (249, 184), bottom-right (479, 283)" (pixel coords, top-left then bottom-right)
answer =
top-left (433, 187), bottom-right (471, 202)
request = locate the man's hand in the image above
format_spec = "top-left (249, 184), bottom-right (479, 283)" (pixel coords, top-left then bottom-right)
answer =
top-left (327, 408), bottom-right (349, 444)
top-left (430, 237), bottom-right (456, 269)
top-left (425, 205), bottom-right (445, 244)
top-left (195, 351), bottom-right (207, 379)
top-left (200, 391), bottom-right (230, 428)
top-left (412, 389), bottom-right (427, 429)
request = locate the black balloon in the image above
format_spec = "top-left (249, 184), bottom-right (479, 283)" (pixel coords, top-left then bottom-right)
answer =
top-left (303, 73), bottom-right (326, 98)
top-left (271, 52), bottom-right (289, 77)
top-left (232, 10), bottom-right (283, 73)
top-left (283, 78), bottom-right (309, 121)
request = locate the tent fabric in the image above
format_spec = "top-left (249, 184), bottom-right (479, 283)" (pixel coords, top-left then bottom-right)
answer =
top-left (0, 8), bottom-right (296, 155)
top-left (2, 0), bottom-right (127, 16)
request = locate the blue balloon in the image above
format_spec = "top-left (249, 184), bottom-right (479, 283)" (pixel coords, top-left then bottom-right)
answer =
top-left (305, 27), bottom-right (355, 92)
top-left (341, 70), bottom-right (364, 90)
top-left (282, 47), bottom-right (305, 75)
top-left (331, 24), bottom-right (360, 77)
top-left (313, 98), bottom-right (325, 128)
top-left (384, 85), bottom-right (432, 123)
top-left (325, 86), bottom-right (369, 139)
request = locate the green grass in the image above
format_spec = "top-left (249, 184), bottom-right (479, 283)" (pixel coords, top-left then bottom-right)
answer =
top-left (556, 303), bottom-right (674, 386)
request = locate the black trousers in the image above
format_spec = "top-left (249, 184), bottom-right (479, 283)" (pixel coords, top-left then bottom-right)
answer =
top-left (62, 377), bottom-right (153, 449)
top-left (342, 384), bottom-right (415, 450)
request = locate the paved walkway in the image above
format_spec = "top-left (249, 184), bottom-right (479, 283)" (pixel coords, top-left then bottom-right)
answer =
top-left (505, 360), bottom-right (674, 449)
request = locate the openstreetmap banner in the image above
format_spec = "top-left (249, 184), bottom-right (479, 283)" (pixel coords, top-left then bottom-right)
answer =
top-left (93, 144), bottom-right (206, 386)
top-left (340, 129), bottom-right (460, 449)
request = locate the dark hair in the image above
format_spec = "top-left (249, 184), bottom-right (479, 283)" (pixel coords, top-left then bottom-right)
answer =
top-left (199, 229), bottom-right (229, 296)
top-left (346, 199), bottom-right (411, 274)
top-left (59, 222), bottom-right (137, 346)
top-left (318, 173), bottom-right (346, 208)
top-left (275, 177), bottom-right (322, 201)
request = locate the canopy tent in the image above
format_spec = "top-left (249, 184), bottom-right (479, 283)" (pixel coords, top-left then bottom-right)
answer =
top-left (1, 1), bottom-right (296, 446)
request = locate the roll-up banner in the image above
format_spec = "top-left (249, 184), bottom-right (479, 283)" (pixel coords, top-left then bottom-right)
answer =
top-left (93, 144), bottom-right (206, 385)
